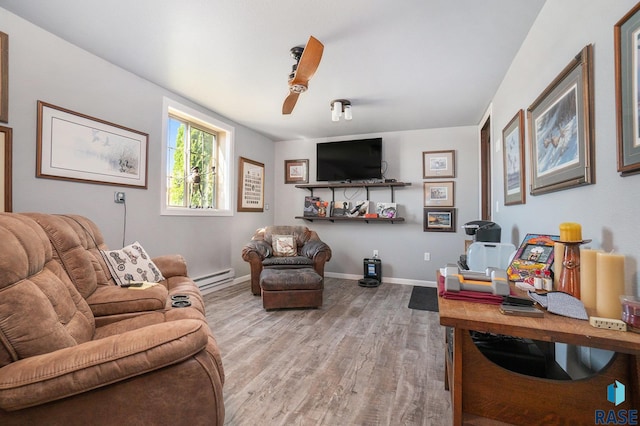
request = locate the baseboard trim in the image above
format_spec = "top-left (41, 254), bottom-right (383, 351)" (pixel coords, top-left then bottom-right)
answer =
top-left (324, 272), bottom-right (437, 288)
top-left (219, 272), bottom-right (437, 293)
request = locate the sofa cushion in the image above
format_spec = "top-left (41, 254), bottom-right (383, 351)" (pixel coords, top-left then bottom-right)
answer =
top-left (102, 241), bottom-right (165, 286)
top-left (21, 213), bottom-right (116, 298)
top-left (0, 214), bottom-right (95, 368)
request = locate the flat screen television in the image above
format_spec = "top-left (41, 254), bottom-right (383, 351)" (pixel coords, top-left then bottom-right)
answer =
top-left (316, 138), bottom-right (383, 182)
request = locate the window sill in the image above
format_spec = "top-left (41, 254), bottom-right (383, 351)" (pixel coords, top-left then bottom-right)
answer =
top-left (161, 207), bottom-right (233, 217)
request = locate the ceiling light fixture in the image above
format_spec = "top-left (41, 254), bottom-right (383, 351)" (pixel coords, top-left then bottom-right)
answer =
top-left (331, 99), bottom-right (352, 122)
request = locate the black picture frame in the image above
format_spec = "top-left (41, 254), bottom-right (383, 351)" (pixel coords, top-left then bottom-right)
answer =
top-left (423, 207), bottom-right (456, 232)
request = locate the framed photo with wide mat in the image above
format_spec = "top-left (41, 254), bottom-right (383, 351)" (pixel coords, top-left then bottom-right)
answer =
top-left (527, 45), bottom-right (594, 195)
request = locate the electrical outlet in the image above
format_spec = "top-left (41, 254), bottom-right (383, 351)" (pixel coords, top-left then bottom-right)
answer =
top-left (373, 250), bottom-right (379, 257)
top-left (424, 252), bottom-right (431, 261)
top-left (589, 316), bottom-right (627, 331)
top-left (114, 191), bottom-right (126, 204)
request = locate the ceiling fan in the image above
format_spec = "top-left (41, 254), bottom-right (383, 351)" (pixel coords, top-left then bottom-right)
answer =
top-left (282, 36), bottom-right (324, 115)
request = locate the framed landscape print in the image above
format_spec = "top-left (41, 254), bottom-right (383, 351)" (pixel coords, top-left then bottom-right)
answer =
top-left (423, 207), bottom-right (456, 232)
top-left (237, 156), bottom-right (264, 212)
top-left (615, 2), bottom-right (640, 176)
top-left (423, 181), bottom-right (454, 207)
top-left (422, 150), bottom-right (455, 178)
top-left (284, 159), bottom-right (308, 184)
top-left (502, 110), bottom-right (526, 205)
top-left (527, 44), bottom-right (594, 195)
top-left (37, 101), bottom-right (149, 188)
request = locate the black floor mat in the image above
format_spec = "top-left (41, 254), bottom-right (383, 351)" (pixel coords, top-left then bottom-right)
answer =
top-left (408, 286), bottom-right (439, 312)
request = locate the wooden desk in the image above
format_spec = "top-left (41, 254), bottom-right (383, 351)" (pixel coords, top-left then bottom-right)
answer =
top-left (438, 292), bottom-right (640, 425)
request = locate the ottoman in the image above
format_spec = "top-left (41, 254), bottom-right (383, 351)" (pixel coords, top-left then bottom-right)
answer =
top-left (259, 268), bottom-right (323, 310)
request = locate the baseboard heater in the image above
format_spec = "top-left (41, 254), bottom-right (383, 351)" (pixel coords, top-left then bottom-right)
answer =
top-left (194, 268), bottom-right (235, 294)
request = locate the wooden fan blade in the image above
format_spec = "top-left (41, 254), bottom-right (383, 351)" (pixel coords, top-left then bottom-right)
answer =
top-left (291, 36), bottom-right (324, 86)
top-left (282, 92), bottom-right (300, 115)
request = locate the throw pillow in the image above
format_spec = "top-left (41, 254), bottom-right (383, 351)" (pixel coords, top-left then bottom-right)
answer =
top-left (272, 234), bottom-right (297, 257)
top-left (102, 241), bottom-right (165, 286)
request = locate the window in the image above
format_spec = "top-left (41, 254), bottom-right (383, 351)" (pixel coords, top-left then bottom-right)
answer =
top-left (162, 98), bottom-right (234, 216)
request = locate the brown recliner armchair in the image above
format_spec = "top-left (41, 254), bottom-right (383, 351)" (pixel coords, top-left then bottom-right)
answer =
top-left (0, 213), bottom-right (224, 425)
top-left (241, 225), bottom-right (332, 295)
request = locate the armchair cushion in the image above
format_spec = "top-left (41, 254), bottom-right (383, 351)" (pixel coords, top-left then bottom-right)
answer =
top-left (262, 256), bottom-right (314, 268)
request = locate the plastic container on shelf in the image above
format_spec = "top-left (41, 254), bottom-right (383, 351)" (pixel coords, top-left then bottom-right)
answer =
top-left (620, 295), bottom-right (640, 331)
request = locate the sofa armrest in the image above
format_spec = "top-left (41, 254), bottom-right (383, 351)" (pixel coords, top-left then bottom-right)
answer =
top-left (0, 319), bottom-right (208, 411)
top-left (152, 254), bottom-right (188, 278)
top-left (241, 241), bottom-right (272, 295)
top-left (241, 240), bottom-right (271, 261)
top-left (300, 240), bottom-right (332, 262)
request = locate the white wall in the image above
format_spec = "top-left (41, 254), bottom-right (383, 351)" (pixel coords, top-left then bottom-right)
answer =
top-left (1, 8), bottom-right (275, 280)
top-left (491, 0), bottom-right (640, 296)
top-left (274, 127), bottom-right (479, 284)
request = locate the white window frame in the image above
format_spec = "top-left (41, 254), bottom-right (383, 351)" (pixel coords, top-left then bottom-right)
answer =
top-left (161, 97), bottom-right (234, 216)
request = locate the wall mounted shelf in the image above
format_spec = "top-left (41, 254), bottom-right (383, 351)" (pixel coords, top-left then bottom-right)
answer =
top-left (295, 181), bottom-right (411, 224)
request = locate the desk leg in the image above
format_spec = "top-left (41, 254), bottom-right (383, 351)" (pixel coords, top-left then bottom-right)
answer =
top-left (451, 327), bottom-right (464, 426)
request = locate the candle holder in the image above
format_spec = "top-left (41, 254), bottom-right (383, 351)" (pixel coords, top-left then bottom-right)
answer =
top-left (557, 239), bottom-right (591, 298)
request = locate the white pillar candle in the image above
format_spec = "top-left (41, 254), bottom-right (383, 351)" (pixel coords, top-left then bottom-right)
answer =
top-left (554, 242), bottom-right (564, 289)
top-left (595, 252), bottom-right (626, 319)
top-left (580, 249), bottom-right (601, 315)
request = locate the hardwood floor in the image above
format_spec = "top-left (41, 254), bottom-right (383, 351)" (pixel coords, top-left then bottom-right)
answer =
top-left (204, 278), bottom-right (452, 426)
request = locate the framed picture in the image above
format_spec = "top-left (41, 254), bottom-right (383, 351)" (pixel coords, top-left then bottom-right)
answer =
top-left (615, 3), bottom-right (640, 176)
top-left (237, 156), bottom-right (264, 212)
top-left (423, 207), bottom-right (456, 232)
top-left (502, 110), bottom-right (526, 205)
top-left (422, 150), bottom-right (455, 178)
top-left (423, 180), bottom-right (454, 207)
top-left (0, 32), bottom-right (7, 123)
top-left (36, 101), bottom-right (148, 188)
top-left (284, 159), bottom-right (308, 184)
top-left (0, 126), bottom-right (11, 212)
top-left (527, 44), bottom-right (594, 195)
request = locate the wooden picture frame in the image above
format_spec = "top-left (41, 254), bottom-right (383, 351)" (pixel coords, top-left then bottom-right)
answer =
top-left (423, 180), bottom-right (454, 207)
top-left (0, 32), bottom-right (7, 123)
top-left (527, 44), bottom-right (594, 195)
top-left (0, 126), bottom-right (11, 212)
top-left (615, 3), bottom-right (640, 176)
top-left (237, 156), bottom-right (264, 212)
top-left (423, 207), bottom-right (456, 232)
top-left (502, 109), bottom-right (526, 205)
top-left (422, 150), bottom-right (456, 178)
top-left (36, 101), bottom-right (148, 188)
top-left (284, 159), bottom-right (308, 184)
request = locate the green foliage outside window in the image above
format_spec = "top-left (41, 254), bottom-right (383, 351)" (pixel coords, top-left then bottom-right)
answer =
top-left (168, 117), bottom-right (217, 208)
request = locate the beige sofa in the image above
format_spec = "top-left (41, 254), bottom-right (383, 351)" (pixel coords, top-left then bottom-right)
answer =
top-left (0, 213), bottom-right (224, 425)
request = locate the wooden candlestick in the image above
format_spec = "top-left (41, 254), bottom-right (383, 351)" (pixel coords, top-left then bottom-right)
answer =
top-left (557, 240), bottom-right (590, 298)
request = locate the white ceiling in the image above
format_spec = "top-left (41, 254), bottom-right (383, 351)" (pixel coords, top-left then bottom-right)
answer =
top-left (0, 0), bottom-right (546, 141)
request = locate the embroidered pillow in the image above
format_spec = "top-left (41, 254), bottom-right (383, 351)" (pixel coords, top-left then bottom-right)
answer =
top-left (272, 235), bottom-right (297, 257)
top-left (102, 241), bottom-right (165, 286)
